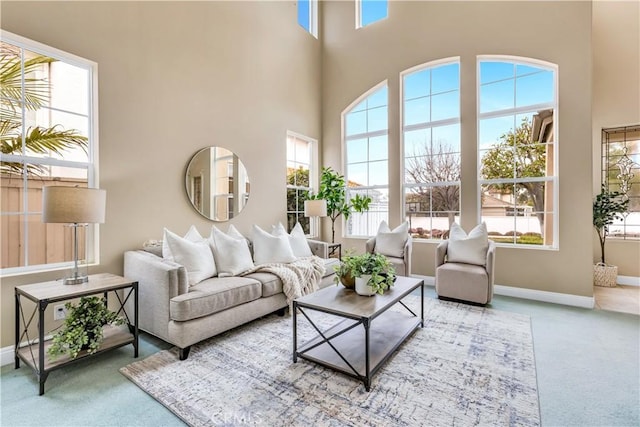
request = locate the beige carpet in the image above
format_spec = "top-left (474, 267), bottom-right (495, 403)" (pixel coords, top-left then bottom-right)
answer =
top-left (120, 297), bottom-right (540, 426)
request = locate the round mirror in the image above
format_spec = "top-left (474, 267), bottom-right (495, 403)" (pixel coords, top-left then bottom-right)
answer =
top-left (185, 147), bottom-right (250, 221)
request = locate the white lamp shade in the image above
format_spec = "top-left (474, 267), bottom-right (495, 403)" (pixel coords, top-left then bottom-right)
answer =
top-left (42, 186), bottom-right (106, 224)
top-left (304, 199), bottom-right (327, 217)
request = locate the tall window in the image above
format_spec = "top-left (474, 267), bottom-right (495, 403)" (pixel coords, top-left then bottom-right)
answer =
top-left (298, 0), bottom-right (318, 38)
top-left (1, 31), bottom-right (98, 274)
top-left (402, 60), bottom-right (461, 239)
top-left (343, 83), bottom-right (388, 237)
top-left (478, 57), bottom-right (557, 247)
top-left (286, 131), bottom-right (317, 234)
top-left (357, 0), bottom-right (388, 28)
top-left (602, 125), bottom-right (640, 239)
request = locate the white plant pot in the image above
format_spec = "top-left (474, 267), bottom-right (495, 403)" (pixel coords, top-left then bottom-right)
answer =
top-left (355, 275), bottom-right (376, 296)
top-left (594, 263), bottom-right (618, 287)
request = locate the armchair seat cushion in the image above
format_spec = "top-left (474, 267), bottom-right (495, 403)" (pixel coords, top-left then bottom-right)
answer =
top-left (170, 276), bottom-right (262, 321)
top-left (436, 262), bottom-right (490, 304)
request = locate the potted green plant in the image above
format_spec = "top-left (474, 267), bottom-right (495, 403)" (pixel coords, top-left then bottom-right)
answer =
top-left (333, 249), bottom-right (358, 289)
top-left (48, 296), bottom-right (125, 360)
top-left (593, 185), bottom-right (629, 287)
top-left (307, 167), bottom-right (372, 243)
top-left (338, 252), bottom-right (396, 296)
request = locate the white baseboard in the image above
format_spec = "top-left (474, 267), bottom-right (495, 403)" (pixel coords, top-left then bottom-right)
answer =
top-left (618, 275), bottom-right (640, 286)
top-left (412, 274), bottom-right (594, 309)
top-left (1, 345), bottom-right (14, 367)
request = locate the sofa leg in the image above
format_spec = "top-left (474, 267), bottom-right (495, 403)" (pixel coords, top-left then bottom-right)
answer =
top-left (179, 346), bottom-right (191, 360)
top-left (276, 307), bottom-right (286, 317)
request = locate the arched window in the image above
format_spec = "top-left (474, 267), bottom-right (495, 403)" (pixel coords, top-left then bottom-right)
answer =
top-left (343, 83), bottom-right (388, 237)
top-left (478, 57), bottom-right (558, 247)
top-left (401, 59), bottom-right (461, 239)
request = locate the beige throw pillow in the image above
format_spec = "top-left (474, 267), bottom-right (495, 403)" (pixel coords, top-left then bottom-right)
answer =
top-left (447, 222), bottom-right (489, 266)
top-left (375, 220), bottom-right (409, 258)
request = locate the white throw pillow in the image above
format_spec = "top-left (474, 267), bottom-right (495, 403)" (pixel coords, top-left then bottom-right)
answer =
top-left (209, 226), bottom-right (255, 277)
top-left (447, 222), bottom-right (489, 266)
top-left (252, 224), bottom-right (297, 265)
top-left (374, 220), bottom-right (409, 258)
top-left (162, 227), bottom-right (216, 286)
top-left (272, 222), bottom-right (313, 258)
top-left (289, 222), bottom-right (313, 258)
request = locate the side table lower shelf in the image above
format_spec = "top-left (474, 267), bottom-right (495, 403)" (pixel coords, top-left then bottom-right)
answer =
top-left (16, 325), bottom-right (134, 372)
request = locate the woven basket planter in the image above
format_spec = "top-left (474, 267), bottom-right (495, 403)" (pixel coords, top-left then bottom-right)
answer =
top-left (594, 263), bottom-right (618, 287)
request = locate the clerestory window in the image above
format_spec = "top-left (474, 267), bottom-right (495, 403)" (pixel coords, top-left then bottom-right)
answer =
top-left (356, 0), bottom-right (388, 28)
top-left (298, 0), bottom-right (318, 38)
top-left (0, 30), bottom-right (99, 275)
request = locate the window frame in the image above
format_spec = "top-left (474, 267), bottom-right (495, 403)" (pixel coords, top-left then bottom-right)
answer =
top-left (342, 81), bottom-right (389, 238)
top-left (401, 57), bottom-right (461, 240)
top-left (0, 30), bottom-right (100, 276)
top-left (286, 131), bottom-right (319, 236)
top-left (476, 55), bottom-right (559, 249)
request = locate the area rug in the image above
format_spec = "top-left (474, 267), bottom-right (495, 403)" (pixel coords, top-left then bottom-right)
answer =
top-left (120, 297), bottom-right (540, 426)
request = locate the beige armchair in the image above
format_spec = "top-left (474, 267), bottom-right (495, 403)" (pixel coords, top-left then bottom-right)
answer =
top-left (366, 236), bottom-right (413, 277)
top-left (435, 240), bottom-right (496, 305)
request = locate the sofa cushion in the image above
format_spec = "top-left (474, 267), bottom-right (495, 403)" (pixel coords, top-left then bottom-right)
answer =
top-left (170, 276), bottom-right (262, 322)
top-left (323, 257), bottom-right (340, 278)
top-left (244, 272), bottom-right (283, 297)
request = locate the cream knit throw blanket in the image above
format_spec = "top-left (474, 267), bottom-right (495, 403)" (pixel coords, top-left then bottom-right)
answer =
top-left (244, 256), bottom-right (325, 308)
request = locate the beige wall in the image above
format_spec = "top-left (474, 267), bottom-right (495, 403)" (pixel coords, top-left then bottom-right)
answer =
top-left (321, 1), bottom-right (595, 294)
top-left (592, 0), bottom-right (640, 277)
top-left (0, 1), bottom-right (321, 347)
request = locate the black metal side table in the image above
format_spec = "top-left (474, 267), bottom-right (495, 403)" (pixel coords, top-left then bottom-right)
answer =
top-left (327, 242), bottom-right (342, 260)
top-left (14, 273), bottom-right (138, 395)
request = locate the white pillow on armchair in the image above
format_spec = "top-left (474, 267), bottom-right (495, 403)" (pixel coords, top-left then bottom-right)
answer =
top-left (447, 222), bottom-right (489, 266)
top-left (374, 220), bottom-right (409, 258)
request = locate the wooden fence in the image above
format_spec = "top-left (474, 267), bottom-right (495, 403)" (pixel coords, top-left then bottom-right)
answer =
top-left (1, 175), bottom-right (87, 269)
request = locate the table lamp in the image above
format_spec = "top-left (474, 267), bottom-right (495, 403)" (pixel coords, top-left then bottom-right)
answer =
top-left (304, 199), bottom-right (327, 218)
top-left (42, 186), bottom-right (106, 285)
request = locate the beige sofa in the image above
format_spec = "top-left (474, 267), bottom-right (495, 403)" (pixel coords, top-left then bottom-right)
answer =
top-left (124, 239), bottom-right (337, 360)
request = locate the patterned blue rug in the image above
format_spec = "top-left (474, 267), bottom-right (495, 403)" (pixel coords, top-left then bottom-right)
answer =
top-left (121, 297), bottom-right (540, 426)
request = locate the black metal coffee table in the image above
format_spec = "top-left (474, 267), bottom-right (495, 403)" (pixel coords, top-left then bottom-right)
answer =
top-left (292, 276), bottom-right (423, 391)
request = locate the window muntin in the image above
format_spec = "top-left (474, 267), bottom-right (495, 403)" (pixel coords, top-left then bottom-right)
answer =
top-left (297, 0), bottom-right (318, 38)
top-left (357, 0), bottom-right (388, 28)
top-left (402, 60), bottom-right (461, 239)
top-left (344, 84), bottom-right (389, 237)
top-left (286, 132), bottom-right (317, 235)
top-left (1, 31), bottom-right (98, 275)
top-left (478, 58), bottom-right (557, 247)
top-left (602, 125), bottom-right (640, 239)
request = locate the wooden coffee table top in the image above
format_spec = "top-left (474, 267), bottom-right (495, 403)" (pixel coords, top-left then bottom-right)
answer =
top-left (295, 275), bottom-right (423, 320)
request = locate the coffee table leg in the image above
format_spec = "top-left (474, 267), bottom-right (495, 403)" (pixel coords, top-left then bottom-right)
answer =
top-left (364, 317), bottom-right (371, 391)
top-left (292, 301), bottom-right (297, 363)
top-left (421, 281), bottom-right (424, 328)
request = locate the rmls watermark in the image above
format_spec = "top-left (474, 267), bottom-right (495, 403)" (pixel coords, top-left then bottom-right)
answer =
top-left (213, 411), bottom-right (264, 425)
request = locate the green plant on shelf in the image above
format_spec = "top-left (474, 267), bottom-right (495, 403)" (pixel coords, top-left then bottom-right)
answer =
top-left (48, 296), bottom-right (125, 360)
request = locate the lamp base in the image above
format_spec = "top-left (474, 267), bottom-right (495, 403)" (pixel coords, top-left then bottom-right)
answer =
top-left (63, 275), bottom-right (89, 286)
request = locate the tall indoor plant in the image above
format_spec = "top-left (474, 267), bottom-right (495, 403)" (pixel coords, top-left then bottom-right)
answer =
top-left (308, 167), bottom-right (372, 243)
top-left (592, 185), bottom-right (629, 287)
